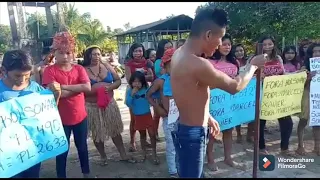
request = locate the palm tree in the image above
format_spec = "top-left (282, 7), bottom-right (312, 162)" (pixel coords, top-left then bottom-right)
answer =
top-left (25, 12), bottom-right (48, 39)
top-left (77, 19), bottom-right (110, 46)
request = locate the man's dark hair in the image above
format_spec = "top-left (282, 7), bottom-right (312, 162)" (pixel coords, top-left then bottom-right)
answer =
top-left (190, 8), bottom-right (229, 37)
top-left (2, 50), bottom-right (33, 71)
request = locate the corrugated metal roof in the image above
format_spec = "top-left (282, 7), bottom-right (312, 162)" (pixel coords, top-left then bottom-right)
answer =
top-left (116, 14), bottom-right (193, 36)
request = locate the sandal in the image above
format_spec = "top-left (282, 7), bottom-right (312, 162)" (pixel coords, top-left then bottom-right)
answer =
top-left (281, 150), bottom-right (298, 157)
top-left (295, 147), bottom-right (307, 156)
top-left (153, 157), bottom-right (160, 165)
top-left (156, 136), bottom-right (161, 142)
top-left (170, 173), bottom-right (179, 178)
top-left (99, 157), bottom-right (108, 166)
top-left (129, 146), bottom-right (137, 152)
top-left (146, 142), bottom-right (152, 148)
top-left (120, 157), bottom-right (137, 164)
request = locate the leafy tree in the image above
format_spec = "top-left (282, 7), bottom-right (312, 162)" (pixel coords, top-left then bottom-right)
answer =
top-left (0, 25), bottom-right (12, 53)
top-left (25, 12), bottom-right (48, 39)
top-left (197, 2), bottom-right (320, 53)
top-left (123, 22), bottom-right (133, 30)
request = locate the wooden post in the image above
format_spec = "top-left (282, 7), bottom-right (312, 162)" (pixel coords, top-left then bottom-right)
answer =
top-left (7, 2), bottom-right (19, 49)
top-left (252, 69), bottom-right (261, 178)
top-left (177, 22), bottom-right (180, 41)
top-left (56, 2), bottom-right (66, 31)
top-left (146, 30), bottom-right (149, 49)
top-left (16, 2), bottom-right (27, 40)
top-left (45, 6), bottom-right (54, 36)
top-left (282, 37), bottom-right (285, 52)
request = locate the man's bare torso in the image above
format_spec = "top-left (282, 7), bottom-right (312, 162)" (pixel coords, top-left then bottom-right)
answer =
top-left (171, 48), bottom-right (209, 126)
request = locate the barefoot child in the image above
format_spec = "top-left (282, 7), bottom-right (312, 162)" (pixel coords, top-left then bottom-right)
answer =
top-left (147, 48), bottom-right (178, 177)
top-left (125, 71), bottom-right (160, 164)
top-left (296, 43), bottom-right (320, 156)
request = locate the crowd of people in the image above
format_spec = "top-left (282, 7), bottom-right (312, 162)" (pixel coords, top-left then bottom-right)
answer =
top-left (0, 7), bottom-right (319, 178)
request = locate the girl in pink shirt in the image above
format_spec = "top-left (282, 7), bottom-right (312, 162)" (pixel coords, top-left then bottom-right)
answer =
top-left (232, 44), bottom-right (254, 143)
top-left (282, 46), bottom-right (301, 73)
top-left (207, 34), bottom-right (245, 171)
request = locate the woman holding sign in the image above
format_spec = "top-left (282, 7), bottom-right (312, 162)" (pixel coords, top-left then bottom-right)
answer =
top-left (207, 34), bottom-right (246, 171)
top-left (0, 50), bottom-right (45, 178)
top-left (296, 43), bottom-right (320, 156)
top-left (232, 44), bottom-right (255, 143)
top-left (254, 35), bottom-right (295, 156)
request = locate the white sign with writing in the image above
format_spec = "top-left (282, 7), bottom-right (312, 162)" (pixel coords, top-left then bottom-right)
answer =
top-left (309, 57), bottom-right (320, 126)
top-left (168, 99), bottom-right (179, 125)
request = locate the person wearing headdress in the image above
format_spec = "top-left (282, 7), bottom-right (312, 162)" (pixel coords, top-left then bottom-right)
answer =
top-left (81, 45), bottom-right (136, 166)
top-left (42, 31), bottom-right (94, 178)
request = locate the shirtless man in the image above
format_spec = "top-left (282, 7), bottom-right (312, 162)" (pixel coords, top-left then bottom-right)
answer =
top-left (170, 8), bottom-right (267, 178)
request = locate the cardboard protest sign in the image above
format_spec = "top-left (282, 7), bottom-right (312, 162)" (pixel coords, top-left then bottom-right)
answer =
top-left (209, 78), bottom-right (259, 131)
top-left (0, 90), bottom-right (68, 178)
top-left (309, 57), bottom-right (320, 126)
top-left (261, 72), bottom-right (307, 120)
top-left (168, 99), bottom-right (179, 125)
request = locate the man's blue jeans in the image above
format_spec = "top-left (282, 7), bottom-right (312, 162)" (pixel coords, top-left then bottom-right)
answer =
top-left (172, 123), bottom-right (208, 178)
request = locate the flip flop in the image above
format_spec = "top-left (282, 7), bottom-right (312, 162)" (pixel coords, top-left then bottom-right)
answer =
top-left (120, 157), bottom-right (137, 164)
top-left (153, 158), bottom-right (160, 165)
top-left (170, 174), bottom-right (179, 178)
top-left (99, 158), bottom-right (108, 166)
top-left (129, 146), bottom-right (137, 152)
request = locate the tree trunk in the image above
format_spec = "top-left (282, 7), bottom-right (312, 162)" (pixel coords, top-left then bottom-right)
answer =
top-left (45, 6), bottom-right (54, 36)
top-left (56, 2), bottom-right (66, 32)
top-left (7, 2), bottom-right (19, 49)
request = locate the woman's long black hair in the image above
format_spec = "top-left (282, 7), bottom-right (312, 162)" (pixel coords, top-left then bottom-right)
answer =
top-left (146, 48), bottom-right (155, 59)
top-left (232, 43), bottom-right (247, 61)
top-left (255, 35), bottom-right (279, 60)
top-left (126, 43), bottom-right (145, 60)
top-left (298, 39), bottom-right (311, 58)
top-left (82, 46), bottom-right (101, 67)
top-left (156, 39), bottom-right (172, 60)
top-left (211, 34), bottom-right (239, 69)
top-left (128, 71), bottom-right (148, 89)
top-left (282, 46), bottom-right (299, 69)
top-left (304, 43), bottom-right (320, 71)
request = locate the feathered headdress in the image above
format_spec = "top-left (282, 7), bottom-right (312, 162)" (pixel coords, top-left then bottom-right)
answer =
top-left (51, 31), bottom-right (75, 53)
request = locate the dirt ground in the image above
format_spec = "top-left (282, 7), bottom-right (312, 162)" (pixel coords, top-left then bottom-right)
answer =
top-left (39, 84), bottom-right (320, 178)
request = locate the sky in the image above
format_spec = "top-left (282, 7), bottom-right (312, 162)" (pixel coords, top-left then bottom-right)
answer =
top-left (0, 2), bottom-right (206, 30)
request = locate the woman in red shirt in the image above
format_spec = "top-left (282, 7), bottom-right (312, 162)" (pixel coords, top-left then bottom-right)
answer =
top-left (253, 35), bottom-right (294, 156)
top-left (42, 32), bottom-right (94, 178)
top-left (124, 43), bottom-right (154, 151)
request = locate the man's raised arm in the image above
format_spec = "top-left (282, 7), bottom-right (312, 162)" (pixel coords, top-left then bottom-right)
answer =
top-left (194, 55), bottom-right (265, 94)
